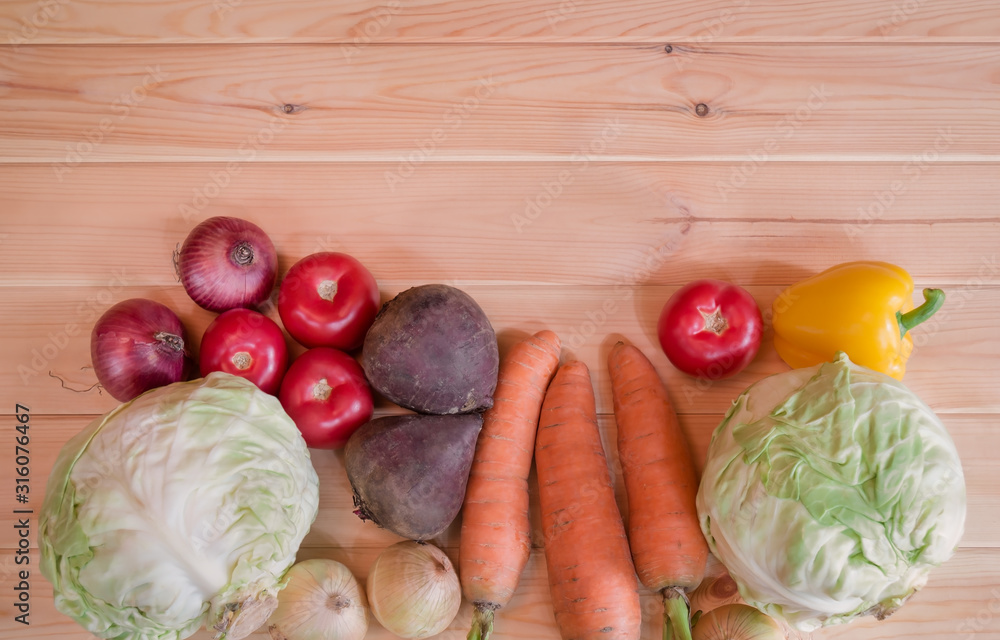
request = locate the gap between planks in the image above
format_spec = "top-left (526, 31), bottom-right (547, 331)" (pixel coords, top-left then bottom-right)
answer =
top-left (4, 155), bottom-right (1000, 163)
top-left (6, 40), bottom-right (1000, 45)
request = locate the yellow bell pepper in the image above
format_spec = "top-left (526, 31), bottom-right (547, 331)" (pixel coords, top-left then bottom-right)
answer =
top-left (771, 261), bottom-right (945, 380)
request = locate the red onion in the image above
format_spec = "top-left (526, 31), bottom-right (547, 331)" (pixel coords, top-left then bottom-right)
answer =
top-left (177, 216), bottom-right (278, 312)
top-left (91, 298), bottom-right (190, 402)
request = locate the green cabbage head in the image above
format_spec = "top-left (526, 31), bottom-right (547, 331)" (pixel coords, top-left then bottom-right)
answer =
top-left (697, 353), bottom-right (965, 631)
top-left (40, 373), bottom-right (320, 640)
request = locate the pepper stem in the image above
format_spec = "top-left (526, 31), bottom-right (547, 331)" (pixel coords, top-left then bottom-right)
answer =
top-left (897, 288), bottom-right (946, 339)
top-left (467, 605), bottom-right (496, 640)
top-left (662, 587), bottom-right (694, 640)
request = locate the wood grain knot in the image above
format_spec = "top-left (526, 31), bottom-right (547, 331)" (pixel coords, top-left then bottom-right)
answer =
top-left (281, 103), bottom-right (303, 114)
top-left (663, 44), bottom-right (673, 54)
top-left (695, 103), bottom-right (710, 117)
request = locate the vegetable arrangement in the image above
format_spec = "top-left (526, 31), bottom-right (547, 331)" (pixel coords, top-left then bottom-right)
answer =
top-left (62, 216), bottom-right (503, 640)
top-left (91, 216), bottom-right (380, 448)
top-left (55, 218), bottom-right (963, 640)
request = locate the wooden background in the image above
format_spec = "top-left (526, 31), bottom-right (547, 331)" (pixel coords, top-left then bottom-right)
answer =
top-left (1, 1), bottom-right (999, 638)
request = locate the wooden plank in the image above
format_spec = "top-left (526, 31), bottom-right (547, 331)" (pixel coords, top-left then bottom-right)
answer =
top-left (2, 45), bottom-right (999, 162)
top-left (1, 546), bottom-right (995, 639)
top-left (2, 163), bottom-right (1000, 287)
top-left (5, 216), bottom-right (999, 289)
top-left (1, 0), bottom-right (998, 44)
top-left (6, 161), bottom-right (1000, 225)
top-left (2, 284), bottom-right (997, 416)
top-left (5, 412), bottom-right (995, 552)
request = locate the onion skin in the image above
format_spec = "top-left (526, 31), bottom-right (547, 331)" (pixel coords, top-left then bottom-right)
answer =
top-left (178, 216), bottom-right (278, 312)
top-left (691, 604), bottom-right (785, 640)
top-left (367, 541), bottom-right (461, 639)
top-left (267, 559), bottom-right (368, 640)
top-left (90, 298), bottom-right (190, 402)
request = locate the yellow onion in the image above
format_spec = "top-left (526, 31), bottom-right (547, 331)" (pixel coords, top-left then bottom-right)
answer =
top-left (692, 604), bottom-right (785, 640)
top-left (267, 559), bottom-right (367, 640)
top-left (366, 541), bottom-right (461, 639)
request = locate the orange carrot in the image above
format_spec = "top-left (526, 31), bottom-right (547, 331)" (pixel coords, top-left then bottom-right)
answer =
top-left (460, 330), bottom-right (562, 640)
top-left (608, 342), bottom-right (709, 640)
top-left (535, 360), bottom-right (641, 640)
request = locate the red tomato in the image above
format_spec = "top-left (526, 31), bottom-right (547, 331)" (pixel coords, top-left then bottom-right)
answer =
top-left (199, 309), bottom-right (288, 394)
top-left (278, 252), bottom-right (380, 351)
top-left (278, 347), bottom-right (374, 449)
top-left (657, 279), bottom-right (763, 380)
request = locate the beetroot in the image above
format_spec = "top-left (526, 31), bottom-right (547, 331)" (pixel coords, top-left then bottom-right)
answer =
top-left (344, 413), bottom-right (483, 540)
top-left (362, 284), bottom-right (499, 414)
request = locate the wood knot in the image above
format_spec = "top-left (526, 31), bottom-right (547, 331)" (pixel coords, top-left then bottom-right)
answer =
top-left (695, 103), bottom-right (710, 117)
top-left (663, 44), bottom-right (673, 54)
top-left (281, 103), bottom-right (303, 114)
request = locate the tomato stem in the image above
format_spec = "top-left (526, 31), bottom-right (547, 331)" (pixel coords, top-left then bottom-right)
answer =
top-left (231, 351), bottom-right (253, 370)
top-left (313, 378), bottom-right (332, 401)
top-left (699, 308), bottom-right (728, 336)
top-left (317, 280), bottom-right (338, 302)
